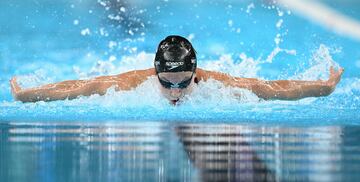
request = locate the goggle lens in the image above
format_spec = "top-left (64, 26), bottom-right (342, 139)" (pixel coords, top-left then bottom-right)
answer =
top-left (158, 74), bottom-right (193, 89)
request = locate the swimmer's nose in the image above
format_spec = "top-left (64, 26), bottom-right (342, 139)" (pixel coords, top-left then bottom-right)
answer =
top-left (170, 88), bottom-right (181, 93)
top-left (170, 88), bottom-right (182, 97)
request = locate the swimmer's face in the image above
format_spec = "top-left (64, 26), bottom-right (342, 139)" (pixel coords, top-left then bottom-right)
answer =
top-left (158, 71), bottom-right (195, 101)
top-left (158, 36), bottom-right (193, 62)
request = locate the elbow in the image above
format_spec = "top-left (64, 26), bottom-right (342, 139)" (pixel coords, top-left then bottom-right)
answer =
top-left (12, 93), bottom-right (20, 102)
top-left (319, 85), bottom-right (334, 97)
top-left (14, 92), bottom-right (35, 103)
top-left (12, 90), bottom-right (26, 102)
top-left (13, 92), bottom-right (31, 103)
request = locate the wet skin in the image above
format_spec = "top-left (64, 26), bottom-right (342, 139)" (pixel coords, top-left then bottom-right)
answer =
top-left (157, 71), bottom-right (195, 101)
top-left (10, 67), bottom-right (344, 103)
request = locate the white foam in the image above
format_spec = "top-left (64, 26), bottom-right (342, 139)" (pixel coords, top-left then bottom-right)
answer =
top-left (73, 19), bottom-right (79, 25)
top-left (17, 69), bottom-right (55, 88)
top-left (200, 54), bottom-right (259, 78)
top-left (228, 20), bottom-right (233, 27)
top-left (54, 76), bottom-right (261, 110)
top-left (99, 28), bottom-right (109, 37)
top-left (184, 78), bottom-right (260, 106)
top-left (336, 78), bottom-right (360, 94)
top-left (276, 19), bottom-right (283, 29)
top-left (64, 76), bottom-right (168, 108)
top-left (73, 51), bottom-right (154, 79)
top-left (246, 3), bottom-right (255, 14)
top-left (291, 44), bottom-right (339, 81)
top-left (80, 28), bottom-right (91, 36)
top-left (120, 7), bottom-right (126, 13)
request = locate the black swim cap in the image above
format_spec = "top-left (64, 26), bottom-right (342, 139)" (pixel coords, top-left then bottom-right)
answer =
top-left (154, 35), bottom-right (197, 73)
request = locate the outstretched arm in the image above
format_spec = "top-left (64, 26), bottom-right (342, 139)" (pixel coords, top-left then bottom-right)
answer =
top-left (10, 68), bottom-right (156, 102)
top-left (197, 67), bottom-right (344, 100)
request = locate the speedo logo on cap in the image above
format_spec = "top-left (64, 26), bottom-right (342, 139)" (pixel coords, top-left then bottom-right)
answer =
top-left (166, 62), bottom-right (184, 70)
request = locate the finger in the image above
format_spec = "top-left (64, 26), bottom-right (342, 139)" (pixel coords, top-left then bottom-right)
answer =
top-left (334, 68), bottom-right (344, 84)
top-left (329, 66), bottom-right (335, 76)
top-left (327, 67), bottom-right (343, 86)
top-left (10, 77), bottom-right (21, 93)
top-left (10, 77), bottom-right (16, 86)
top-left (338, 68), bottom-right (344, 75)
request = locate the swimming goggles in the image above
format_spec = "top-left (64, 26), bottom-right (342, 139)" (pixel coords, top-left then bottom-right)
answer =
top-left (158, 73), bottom-right (194, 89)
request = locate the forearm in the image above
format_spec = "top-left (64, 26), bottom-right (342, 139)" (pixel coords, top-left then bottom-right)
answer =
top-left (15, 88), bottom-right (73, 102)
top-left (14, 80), bottom-right (108, 102)
top-left (252, 80), bottom-right (333, 100)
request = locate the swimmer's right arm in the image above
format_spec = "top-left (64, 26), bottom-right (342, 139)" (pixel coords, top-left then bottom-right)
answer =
top-left (10, 68), bottom-right (156, 102)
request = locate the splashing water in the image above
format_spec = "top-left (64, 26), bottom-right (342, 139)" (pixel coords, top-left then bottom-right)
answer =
top-left (292, 44), bottom-right (340, 80)
top-left (2, 43), bottom-right (357, 124)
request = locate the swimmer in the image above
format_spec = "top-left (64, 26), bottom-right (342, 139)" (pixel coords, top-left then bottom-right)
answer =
top-left (10, 35), bottom-right (344, 104)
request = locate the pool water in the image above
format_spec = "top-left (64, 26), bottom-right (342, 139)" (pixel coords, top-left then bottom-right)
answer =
top-left (1, 0), bottom-right (360, 181)
top-left (2, 122), bottom-right (360, 181)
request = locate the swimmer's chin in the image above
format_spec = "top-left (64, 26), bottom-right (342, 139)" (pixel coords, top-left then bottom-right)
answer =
top-left (163, 93), bottom-right (184, 101)
top-left (166, 96), bottom-right (182, 101)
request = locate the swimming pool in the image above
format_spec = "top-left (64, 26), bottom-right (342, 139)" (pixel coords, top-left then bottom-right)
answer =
top-left (1, 0), bottom-right (360, 181)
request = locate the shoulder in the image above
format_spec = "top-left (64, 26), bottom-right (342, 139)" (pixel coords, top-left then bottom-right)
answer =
top-left (196, 68), bottom-right (256, 83)
top-left (111, 68), bottom-right (156, 89)
top-left (117, 68), bottom-right (156, 78)
top-left (196, 68), bottom-right (231, 81)
top-left (195, 68), bottom-right (211, 80)
top-left (126, 68), bottom-right (156, 76)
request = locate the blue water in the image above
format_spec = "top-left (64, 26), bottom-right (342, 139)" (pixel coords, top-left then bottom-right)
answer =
top-left (1, 0), bottom-right (360, 181)
top-left (2, 122), bottom-right (360, 182)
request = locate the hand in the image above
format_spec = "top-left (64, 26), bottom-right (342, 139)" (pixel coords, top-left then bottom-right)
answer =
top-left (326, 66), bottom-right (344, 92)
top-left (10, 77), bottom-right (21, 95)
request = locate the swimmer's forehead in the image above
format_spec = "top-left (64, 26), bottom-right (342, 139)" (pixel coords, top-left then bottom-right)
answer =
top-left (158, 71), bottom-right (193, 81)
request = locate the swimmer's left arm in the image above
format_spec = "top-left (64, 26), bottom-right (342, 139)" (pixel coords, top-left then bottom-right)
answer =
top-left (197, 67), bottom-right (344, 100)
